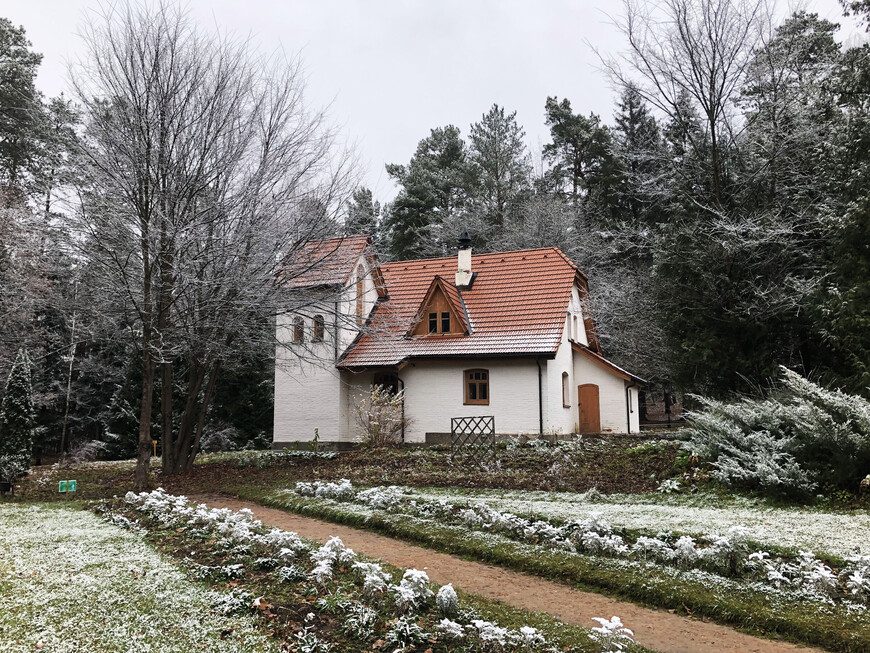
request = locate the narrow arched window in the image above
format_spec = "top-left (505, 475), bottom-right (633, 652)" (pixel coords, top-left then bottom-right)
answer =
top-left (464, 369), bottom-right (489, 405)
top-left (562, 372), bottom-right (570, 408)
top-left (355, 264), bottom-right (365, 326)
top-left (573, 315), bottom-right (579, 341)
top-left (312, 315), bottom-right (325, 342)
top-left (293, 317), bottom-right (304, 344)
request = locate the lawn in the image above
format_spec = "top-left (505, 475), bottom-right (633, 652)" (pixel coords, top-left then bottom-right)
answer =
top-left (406, 487), bottom-right (870, 558)
top-left (7, 438), bottom-right (870, 651)
top-left (0, 503), bottom-right (276, 652)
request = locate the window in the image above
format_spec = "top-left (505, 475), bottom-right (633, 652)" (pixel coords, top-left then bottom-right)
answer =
top-left (312, 315), bottom-right (325, 342)
top-left (572, 315), bottom-right (579, 341)
top-left (562, 372), bottom-right (570, 407)
top-left (373, 372), bottom-right (399, 394)
top-left (292, 317), bottom-right (304, 344)
top-left (355, 265), bottom-right (365, 326)
top-left (413, 283), bottom-right (462, 336)
top-left (464, 369), bottom-right (489, 405)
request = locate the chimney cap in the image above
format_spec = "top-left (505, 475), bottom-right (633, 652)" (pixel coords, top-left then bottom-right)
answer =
top-left (458, 229), bottom-right (472, 250)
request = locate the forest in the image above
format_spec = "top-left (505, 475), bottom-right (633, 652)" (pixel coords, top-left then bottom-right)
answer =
top-left (2, 0), bottom-right (870, 466)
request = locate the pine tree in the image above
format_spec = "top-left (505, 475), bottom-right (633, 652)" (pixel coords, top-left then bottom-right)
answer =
top-left (383, 126), bottom-right (477, 260)
top-left (468, 104), bottom-right (531, 230)
top-left (0, 348), bottom-right (34, 481)
top-left (344, 187), bottom-right (380, 237)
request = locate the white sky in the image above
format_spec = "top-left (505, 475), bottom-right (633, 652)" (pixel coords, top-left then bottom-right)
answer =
top-left (5, 0), bottom-right (861, 204)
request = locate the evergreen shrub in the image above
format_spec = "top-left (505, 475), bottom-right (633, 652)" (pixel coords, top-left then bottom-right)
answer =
top-left (684, 367), bottom-right (870, 497)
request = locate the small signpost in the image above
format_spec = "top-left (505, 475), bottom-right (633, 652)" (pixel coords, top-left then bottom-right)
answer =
top-left (58, 480), bottom-right (77, 493)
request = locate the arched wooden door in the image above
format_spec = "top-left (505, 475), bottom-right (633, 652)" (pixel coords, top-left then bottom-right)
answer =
top-left (578, 384), bottom-right (600, 434)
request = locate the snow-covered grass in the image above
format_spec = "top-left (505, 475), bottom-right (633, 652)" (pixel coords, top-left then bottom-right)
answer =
top-left (111, 488), bottom-right (630, 653)
top-left (269, 489), bottom-right (870, 652)
top-left (0, 503), bottom-right (276, 653)
top-left (408, 487), bottom-right (870, 558)
top-left (290, 481), bottom-right (870, 605)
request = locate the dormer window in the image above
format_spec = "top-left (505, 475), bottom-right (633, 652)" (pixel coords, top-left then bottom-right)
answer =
top-left (427, 311), bottom-right (452, 334)
top-left (412, 276), bottom-right (467, 337)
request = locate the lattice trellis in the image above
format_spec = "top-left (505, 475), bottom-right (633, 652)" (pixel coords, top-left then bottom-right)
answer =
top-left (451, 416), bottom-right (496, 467)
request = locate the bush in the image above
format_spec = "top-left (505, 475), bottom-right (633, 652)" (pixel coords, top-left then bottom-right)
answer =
top-left (0, 349), bottom-right (34, 482)
top-left (353, 385), bottom-right (407, 447)
top-left (684, 367), bottom-right (870, 496)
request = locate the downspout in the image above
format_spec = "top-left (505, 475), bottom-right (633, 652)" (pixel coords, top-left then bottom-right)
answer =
top-left (333, 301), bottom-right (340, 360)
top-left (536, 358), bottom-right (544, 436)
top-left (397, 376), bottom-right (405, 444)
top-left (625, 382), bottom-right (637, 434)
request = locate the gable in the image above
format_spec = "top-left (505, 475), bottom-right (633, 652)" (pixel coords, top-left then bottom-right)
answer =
top-left (409, 276), bottom-right (469, 336)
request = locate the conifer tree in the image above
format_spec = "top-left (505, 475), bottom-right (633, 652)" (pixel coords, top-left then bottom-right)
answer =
top-left (0, 348), bottom-right (34, 481)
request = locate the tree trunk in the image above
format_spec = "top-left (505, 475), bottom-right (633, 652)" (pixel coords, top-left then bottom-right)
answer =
top-left (168, 362), bottom-right (208, 475)
top-left (183, 360), bottom-right (220, 474)
top-left (134, 346), bottom-right (154, 491)
top-left (160, 360), bottom-right (174, 473)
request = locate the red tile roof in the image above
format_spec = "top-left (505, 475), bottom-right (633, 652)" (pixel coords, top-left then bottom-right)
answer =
top-left (338, 247), bottom-right (589, 368)
top-left (281, 235), bottom-right (373, 288)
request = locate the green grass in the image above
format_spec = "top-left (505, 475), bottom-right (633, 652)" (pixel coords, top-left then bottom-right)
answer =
top-left (100, 495), bottom-right (651, 653)
top-left (0, 503), bottom-right (277, 652)
top-left (262, 492), bottom-right (870, 653)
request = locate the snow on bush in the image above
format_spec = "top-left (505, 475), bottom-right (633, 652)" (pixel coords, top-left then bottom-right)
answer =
top-left (436, 583), bottom-right (459, 616)
top-left (115, 489), bottom-right (616, 652)
top-left (291, 480), bottom-right (870, 605)
top-left (391, 568), bottom-right (434, 613)
top-left (352, 561), bottom-right (392, 596)
top-left (590, 616), bottom-right (635, 652)
top-left (685, 367), bottom-right (870, 495)
top-left (295, 478), bottom-right (355, 500)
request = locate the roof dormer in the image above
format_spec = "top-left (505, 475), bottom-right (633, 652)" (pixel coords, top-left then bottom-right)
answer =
top-left (409, 275), bottom-right (469, 337)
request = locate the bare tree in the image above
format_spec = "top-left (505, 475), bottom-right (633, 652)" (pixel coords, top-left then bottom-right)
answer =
top-left (602, 0), bottom-right (772, 205)
top-left (72, 2), bottom-right (356, 488)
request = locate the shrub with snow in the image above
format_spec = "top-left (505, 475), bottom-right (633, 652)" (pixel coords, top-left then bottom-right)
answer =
top-left (436, 583), bottom-right (459, 617)
top-left (590, 616), bottom-right (635, 652)
top-left (391, 568), bottom-right (434, 613)
top-left (685, 367), bottom-right (870, 495)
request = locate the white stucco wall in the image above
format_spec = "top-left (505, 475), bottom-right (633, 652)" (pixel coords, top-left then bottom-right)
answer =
top-left (546, 329), bottom-right (574, 436)
top-left (572, 353), bottom-right (632, 433)
top-left (273, 252), bottom-right (378, 444)
top-left (385, 358), bottom-right (543, 443)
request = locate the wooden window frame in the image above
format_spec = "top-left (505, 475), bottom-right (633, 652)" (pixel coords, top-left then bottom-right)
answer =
top-left (428, 312), bottom-right (438, 334)
top-left (562, 371), bottom-right (570, 408)
top-left (464, 368), bottom-right (489, 405)
top-left (441, 311), bottom-right (450, 334)
top-left (292, 316), bottom-right (305, 344)
top-left (312, 315), bottom-right (325, 342)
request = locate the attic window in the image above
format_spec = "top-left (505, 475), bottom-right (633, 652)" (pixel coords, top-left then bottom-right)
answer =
top-left (414, 280), bottom-right (464, 337)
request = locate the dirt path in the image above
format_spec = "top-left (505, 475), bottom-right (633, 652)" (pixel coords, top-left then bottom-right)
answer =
top-left (191, 494), bottom-right (825, 653)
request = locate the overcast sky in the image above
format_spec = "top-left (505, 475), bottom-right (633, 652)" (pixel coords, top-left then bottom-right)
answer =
top-left (6, 0), bottom-right (861, 204)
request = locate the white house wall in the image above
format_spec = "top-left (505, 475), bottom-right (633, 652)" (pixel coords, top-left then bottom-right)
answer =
top-left (572, 353), bottom-right (632, 433)
top-left (274, 315), bottom-right (342, 443)
top-left (545, 323), bottom-right (574, 436)
top-left (273, 252), bottom-right (379, 445)
top-left (346, 359), bottom-right (542, 444)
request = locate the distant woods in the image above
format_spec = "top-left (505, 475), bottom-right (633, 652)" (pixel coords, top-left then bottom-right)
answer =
top-left (2, 0), bottom-right (870, 476)
top-left (367, 1), bottom-right (870, 400)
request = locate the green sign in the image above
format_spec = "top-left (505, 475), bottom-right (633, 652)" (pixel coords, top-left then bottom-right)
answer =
top-left (58, 480), bottom-right (77, 493)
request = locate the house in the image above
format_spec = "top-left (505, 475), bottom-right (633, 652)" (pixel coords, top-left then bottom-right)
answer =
top-left (273, 232), bottom-right (643, 448)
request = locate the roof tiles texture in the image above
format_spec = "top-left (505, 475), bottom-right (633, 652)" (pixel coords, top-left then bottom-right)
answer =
top-left (282, 235), bottom-right (371, 288)
top-left (339, 248), bottom-right (582, 368)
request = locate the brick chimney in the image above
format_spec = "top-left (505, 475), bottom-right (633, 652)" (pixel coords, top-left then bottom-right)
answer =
top-left (455, 230), bottom-right (473, 288)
